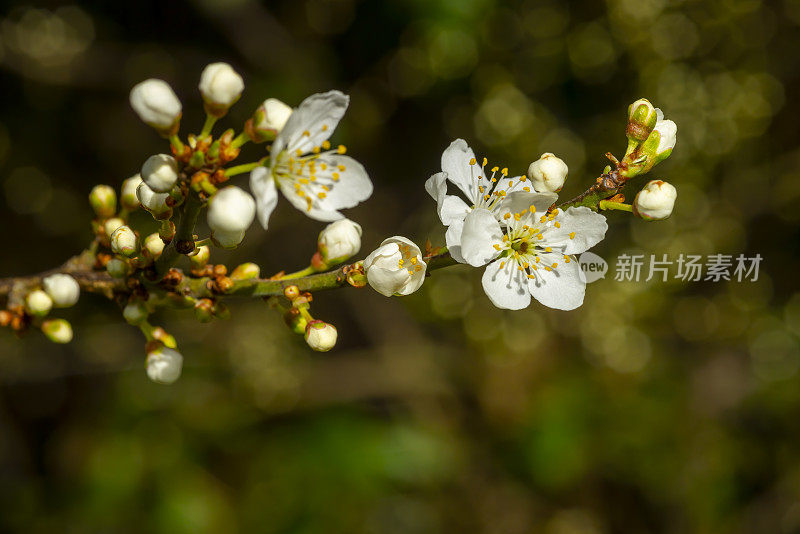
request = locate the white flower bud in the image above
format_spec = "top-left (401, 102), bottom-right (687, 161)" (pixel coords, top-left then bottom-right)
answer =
top-left (146, 346), bottom-right (183, 385)
top-left (129, 79), bottom-right (182, 131)
top-left (653, 113), bottom-right (677, 154)
top-left (230, 262), bottom-right (260, 280)
top-left (110, 225), bottom-right (139, 257)
top-left (211, 229), bottom-right (245, 249)
top-left (304, 320), bottom-right (337, 352)
top-left (42, 319), bottom-right (73, 344)
top-left (141, 154), bottom-right (179, 193)
top-left (106, 258), bottom-right (130, 278)
top-left (527, 153), bottom-right (568, 193)
top-left (198, 62), bottom-right (244, 116)
top-left (143, 232), bottom-right (165, 258)
top-left (207, 186), bottom-right (255, 233)
top-left (190, 245), bottom-right (210, 269)
top-left (89, 185), bottom-right (117, 218)
top-left (121, 174), bottom-right (143, 211)
top-left (25, 289), bottom-right (53, 317)
top-left (627, 98), bottom-right (659, 142)
top-left (136, 182), bottom-right (171, 218)
top-left (123, 301), bottom-right (149, 325)
top-left (103, 217), bottom-right (125, 237)
top-left (634, 180), bottom-right (677, 221)
top-left (318, 219), bottom-right (362, 264)
top-left (252, 98), bottom-right (293, 140)
top-left (42, 274), bottom-right (80, 308)
top-left (364, 236), bottom-right (427, 297)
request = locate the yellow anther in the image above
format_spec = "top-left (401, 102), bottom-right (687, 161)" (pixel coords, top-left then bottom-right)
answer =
top-left (478, 186), bottom-right (484, 193)
top-left (317, 192), bottom-right (327, 199)
top-left (514, 213), bottom-right (521, 221)
top-left (552, 209), bottom-right (559, 216)
top-left (398, 259), bottom-right (404, 266)
top-left (322, 185), bottom-right (331, 191)
top-left (527, 274), bottom-right (536, 279)
top-left (337, 145), bottom-right (347, 154)
top-left (520, 176), bottom-right (527, 182)
top-left (482, 157), bottom-right (488, 166)
top-left (321, 124), bottom-right (328, 131)
top-left (529, 205), bottom-right (536, 213)
top-left (299, 178), bottom-right (309, 184)
top-left (493, 244), bottom-right (501, 251)
top-left (303, 130), bottom-right (310, 137)
top-left (415, 265), bottom-right (422, 272)
top-left (523, 262), bottom-right (529, 269)
top-left (545, 247), bottom-right (552, 253)
top-left (332, 172), bottom-right (340, 180)
top-left (337, 165), bottom-right (346, 171)
top-left (523, 187), bottom-right (530, 192)
top-left (320, 163), bottom-right (328, 170)
top-left (502, 234), bottom-right (509, 241)
top-left (537, 234), bottom-right (544, 240)
top-left (552, 262), bottom-right (558, 268)
top-left (322, 140), bottom-right (331, 150)
top-left (484, 194), bottom-right (490, 201)
top-left (535, 257), bottom-right (540, 263)
top-left (565, 257), bottom-right (571, 263)
top-left (469, 157), bottom-right (476, 165)
top-left (410, 257), bottom-right (417, 264)
top-left (310, 176), bottom-right (317, 182)
top-left (501, 167), bottom-right (508, 176)
top-left (296, 149), bottom-right (303, 157)
top-left (545, 266), bottom-right (552, 271)
top-left (569, 232), bottom-right (576, 239)
top-left (517, 265), bottom-right (524, 271)
top-left (554, 222), bottom-right (561, 228)
top-left (499, 261), bottom-right (506, 268)
top-left (491, 166), bottom-right (499, 173)
top-left (312, 146), bottom-right (321, 154)
top-left (503, 212), bottom-right (511, 220)
top-left (540, 216), bottom-right (547, 223)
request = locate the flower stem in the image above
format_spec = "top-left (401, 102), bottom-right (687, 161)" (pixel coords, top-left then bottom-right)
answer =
top-left (279, 265), bottom-right (316, 280)
top-left (230, 132), bottom-right (250, 148)
top-left (169, 134), bottom-right (185, 154)
top-left (200, 114), bottom-right (217, 138)
top-left (598, 200), bottom-right (633, 212)
top-left (194, 237), bottom-right (211, 248)
top-left (154, 191), bottom-right (204, 277)
top-left (225, 160), bottom-right (265, 177)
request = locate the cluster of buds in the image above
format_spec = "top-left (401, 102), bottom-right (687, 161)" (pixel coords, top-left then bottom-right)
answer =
top-left (279, 285), bottom-right (337, 352)
top-left (1, 273), bottom-right (80, 343)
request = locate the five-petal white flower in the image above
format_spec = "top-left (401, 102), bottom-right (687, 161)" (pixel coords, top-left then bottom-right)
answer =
top-left (250, 90), bottom-right (373, 229)
top-left (425, 139), bottom-right (541, 263)
top-left (459, 191), bottom-right (608, 310)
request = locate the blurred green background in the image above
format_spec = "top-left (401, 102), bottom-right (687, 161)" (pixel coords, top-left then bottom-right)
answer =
top-left (1, 0), bottom-right (800, 532)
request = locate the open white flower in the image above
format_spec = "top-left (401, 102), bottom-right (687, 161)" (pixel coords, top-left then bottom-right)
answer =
top-left (459, 191), bottom-right (608, 310)
top-left (249, 90), bottom-right (373, 229)
top-left (425, 139), bottom-right (543, 263)
top-left (364, 236), bottom-right (427, 297)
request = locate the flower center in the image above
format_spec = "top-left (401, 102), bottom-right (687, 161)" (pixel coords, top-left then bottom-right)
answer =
top-left (395, 243), bottom-right (423, 275)
top-left (467, 156), bottom-right (533, 210)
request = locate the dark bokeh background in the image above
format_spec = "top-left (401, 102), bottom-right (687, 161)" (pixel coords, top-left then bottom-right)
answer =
top-left (1, 0), bottom-right (800, 532)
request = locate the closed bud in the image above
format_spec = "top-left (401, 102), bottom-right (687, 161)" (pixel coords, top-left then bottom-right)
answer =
top-left (121, 174), bottom-right (143, 211)
top-left (230, 262), bottom-right (260, 280)
top-left (637, 110), bottom-right (677, 172)
top-left (103, 217), bottom-right (125, 238)
top-left (89, 185), bottom-right (117, 219)
top-left (626, 98), bottom-right (658, 143)
top-left (123, 300), bottom-right (149, 325)
top-left (190, 245), bottom-right (210, 269)
top-left (633, 180), bottom-right (677, 221)
top-left (106, 258), bottom-right (131, 278)
top-left (42, 319), bottom-right (73, 344)
top-left (159, 221), bottom-right (176, 243)
top-left (129, 79), bottom-right (182, 135)
top-left (284, 309), bottom-right (308, 335)
top-left (141, 154), bottom-right (179, 193)
top-left (527, 153), bottom-right (568, 193)
top-left (42, 274), bottom-right (80, 308)
top-left (211, 229), bottom-right (245, 249)
top-left (198, 62), bottom-right (244, 117)
top-left (194, 298), bottom-right (215, 323)
top-left (364, 237), bottom-right (427, 297)
top-left (250, 98), bottom-right (293, 142)
top-left (318, 219), bottom-right (362, 266)
top-left (207, 186), bottom-right (256, 234)
top-left (110, 225), bottom-right (139, 257)
top-left (143, 232), bottom-right (165, 258)
top-left (136, 182), bottom-right (172, 219)
top-left (145, 345), bottom-right (183, 384)
top-left (26, 289), bottom-right (53, 317)
top-left (304, 320), bottom-right (337, 352)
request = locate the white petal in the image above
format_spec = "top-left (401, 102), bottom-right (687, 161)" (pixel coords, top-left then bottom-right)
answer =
top-left (542, 206), bottom-right (608, 255)
top-left (425, 171), bottom-right (447, 203)
top-left (528, 255), bottom-right (585, 310)
top-left (273, 90), bottom-right (349, 156)
top-left (439, 195), bottom-right (471, 226)
top-left (494, 191), bottom-right (558, 223)
top-left (441, 139), bottom-right (480, 202)
top-left (460, 208), bottom-right (503, 267)
top-left (250, 167), bottom-right (279, 230)
top-left (481, 257), bottom-right (531, 310)
top-left (445, 219), bottom-right (465, 264)
top-left (367, 266), bottom-right (413, 297)
top-left (316, 155), bottom-right (372, 210)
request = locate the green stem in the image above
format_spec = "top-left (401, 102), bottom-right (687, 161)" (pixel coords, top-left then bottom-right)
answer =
top-left (153, 192), bottom-right (204, 277)
top-left (194, 237), bottom-right (211, 248)
top-left (200, 114), bottom-right (217, 138)
top-left (231, 132), bottom-right (250, 148)
top-left (278, 265), bottom-right (316, 280)
top-left (598, 200), bottom-right (633, 212)
top-left (225, 160), bottom-right (265, 177)
top-left (169, 134), bottom-right (185, 154)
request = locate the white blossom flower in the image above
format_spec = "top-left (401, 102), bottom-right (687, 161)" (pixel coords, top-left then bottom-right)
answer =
top-left (252, 98), bottom-right (293, 140)
top-left (42, 274), bottom-right (80, 308)
top-left (198, 62), bottom-right (244, 115)
top-left (110, 225), bottom-right (139, 257)
top-left (634, 180), bottom-right (677, 220)
top-left (318, 218), bottom-right (362, 264)
top-left (363, 236), bottom-right (427, 297)
top-left (121, 174), bottom-right (143, 211)
top-left (141, 154), bottom-right (179, 193)
top-left (146, 346), bottom-right (183, 384)
top-left (249, 90), bottom-right (372, 229)
top-left (458, 191), bottom-right (608, 310)
top-left (305, 320), bottom-right (337, 352)
top-left (207, 186), bottom-right (256, 234)
top-left (26, 289), bottom-right (53, 317)
top-left (42, 319), bottom-right (73, 344)
top-left (425, 139), bottom-right (543, 263)
top-left (527, 153), bottom-right (568, 193)
top-left (129, 79), bottom-right (182, 130)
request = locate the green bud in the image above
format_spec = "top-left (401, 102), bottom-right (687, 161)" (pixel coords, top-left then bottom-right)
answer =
top-left (42, 319), bottom-right (73, 344)
top-left (123, 300), bottom-right (149, 325)
top-left (194, 299), bottom-right (215, 323)
top-left (230, 262), bottom-right (260, 281)
top-left (89, 185), bottom-right (117, 219)
top-left (626, 98), bottom-right (658, 144)
top-left (106, 258), bottom-right (131, 279)
top-left (190, 245), bottom-right (210, 269)
top-left (25, 289), bottom-right (53, 317)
